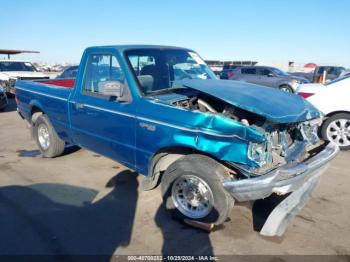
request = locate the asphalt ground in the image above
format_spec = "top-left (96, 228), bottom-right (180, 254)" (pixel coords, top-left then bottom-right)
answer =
top-left (0, 98), bottom-right (349, 258)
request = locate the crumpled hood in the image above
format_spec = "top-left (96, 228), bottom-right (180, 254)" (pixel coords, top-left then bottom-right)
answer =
top-left (181, 79), bottom-right (321, 123)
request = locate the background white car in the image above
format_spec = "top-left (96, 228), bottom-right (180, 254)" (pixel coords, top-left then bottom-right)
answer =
top-left (0, 60), bottom-right (49, 93)
top-left (297, 76), bottom-right (350, 150)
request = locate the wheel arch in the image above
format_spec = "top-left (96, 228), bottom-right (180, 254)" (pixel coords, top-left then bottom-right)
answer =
top-left (28, 102), bottom-right (47, 138)
top-left (142, 145), bottom-right (223, 191)
top-left (325, 110), bottom-right (350, 118)
top-left (29, 102), bottom-right (45, 124)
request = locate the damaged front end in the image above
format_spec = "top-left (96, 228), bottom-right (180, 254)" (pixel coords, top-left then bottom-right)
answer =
top-left (232, 117), bottom-right (324, 177)
top-left (219, 114), bottom-right (339, 236)
top-left (164, 82), bottom-right (339, 236)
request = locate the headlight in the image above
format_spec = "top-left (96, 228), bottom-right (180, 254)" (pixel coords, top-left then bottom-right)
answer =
top-left (299, 118), bottom-right (322, 144)
top-left (291, 79), bottom-right (300, 84)
top-left (248, 141), bottom-right (272, 167)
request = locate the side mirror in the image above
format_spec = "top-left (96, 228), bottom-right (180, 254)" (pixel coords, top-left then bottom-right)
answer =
top-left (267, 73), bottom-right (274, 77)
top-left (98, 80), bottom-right (123, 98)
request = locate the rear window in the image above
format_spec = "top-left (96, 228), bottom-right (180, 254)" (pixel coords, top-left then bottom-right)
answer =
top-left (241, 68), bottom-right (256, 75)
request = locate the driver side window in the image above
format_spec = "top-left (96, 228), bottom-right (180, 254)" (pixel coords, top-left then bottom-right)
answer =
top-left (83, 54), bottom-right (125, 96)
top-left (259, 68), bottom-right (272, 76)
top-left (127, 54), bottom-right (161, 93)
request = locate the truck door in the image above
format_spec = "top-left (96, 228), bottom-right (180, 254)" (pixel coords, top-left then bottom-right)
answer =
top-left (69, 53), bottom-right (136, 168)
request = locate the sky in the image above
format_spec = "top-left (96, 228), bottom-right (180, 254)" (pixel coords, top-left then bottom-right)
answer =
top-left (1, 0), bottom-right (349, 67)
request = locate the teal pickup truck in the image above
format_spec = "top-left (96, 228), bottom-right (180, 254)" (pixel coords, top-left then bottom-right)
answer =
top-left (15, 45), bottom-right (339, 236)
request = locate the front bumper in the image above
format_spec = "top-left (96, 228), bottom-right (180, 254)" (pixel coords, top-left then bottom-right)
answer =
top-left (223, 143), bottom-right (339, 236)
top-left (223, 143), bottom-right (339, 202)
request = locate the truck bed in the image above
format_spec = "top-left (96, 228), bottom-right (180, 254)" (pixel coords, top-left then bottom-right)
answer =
top-left (39, 78), bottom-right (75, 88)
top-left (15, 79), bottom-right (73, 142)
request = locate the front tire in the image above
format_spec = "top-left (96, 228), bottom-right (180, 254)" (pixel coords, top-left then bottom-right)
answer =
top-left (321, 113), bottom-right (350, 151)
top-left (34, 114), bottom-right (65, 157)
top-left (161, 154), bottom-right (234, 225)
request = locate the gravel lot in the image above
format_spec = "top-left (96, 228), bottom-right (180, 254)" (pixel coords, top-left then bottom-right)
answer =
top-left (0, 98), bottom-right (349, 257)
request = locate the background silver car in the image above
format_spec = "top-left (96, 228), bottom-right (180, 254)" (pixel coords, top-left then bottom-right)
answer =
top-left (225, 66), bottom-right (310, 92)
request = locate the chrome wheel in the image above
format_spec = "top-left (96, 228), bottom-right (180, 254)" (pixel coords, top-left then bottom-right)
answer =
top-left (38, 124), bottom-right (50, 150)
top-left (326, 119), bottom-right (350, 147)
top-left (171, 175), bottom-right (214, 219)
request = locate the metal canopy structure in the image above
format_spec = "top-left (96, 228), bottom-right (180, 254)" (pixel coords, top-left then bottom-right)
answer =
top-left (0, 49), bottom-right (40, 59)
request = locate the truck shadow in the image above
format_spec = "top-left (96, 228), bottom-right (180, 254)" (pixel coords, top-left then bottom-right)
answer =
top-left (0, 169), bottom-right (215, 257)
top-left (155, 204), bottom-right (214, 256)
top-left (0, 170), bottom-right (138, 258)
top-left (16, 145), bottom-right (81, 158)
top-left (16, 149), bottom-right (41, 157)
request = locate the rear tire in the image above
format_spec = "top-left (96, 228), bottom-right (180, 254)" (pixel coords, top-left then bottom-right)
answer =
top-left (321, 113), bottom-right (350, 151)
top-left (33, 114), bottom-right (65, 157)
top-left (161, 154), bottom-right (234, 225)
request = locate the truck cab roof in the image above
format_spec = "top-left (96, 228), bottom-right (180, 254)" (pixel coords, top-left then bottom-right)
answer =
top-left (85, 45), bottom-right (194, 52)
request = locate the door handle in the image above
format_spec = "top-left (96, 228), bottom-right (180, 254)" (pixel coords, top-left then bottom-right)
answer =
top-left (75, 103), bottom-right (85, 109)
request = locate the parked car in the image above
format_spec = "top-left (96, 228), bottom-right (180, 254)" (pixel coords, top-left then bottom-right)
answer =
top-left (0, 60), bottom-right (49, 94)
top-left (312, 66), bottom-right (346, 83)
top-left (227, 66), bottom-right (310, 92)
top-left (297, 75), bottom-right (350, 150)
top-left (15, 45), bottom-right (338, 236)
top-left (56, 65), bottom-right (79, 79)
top-left (0, 85), bottom-right (8, 111)
top-left (219, 68), bottom-right (239, 79)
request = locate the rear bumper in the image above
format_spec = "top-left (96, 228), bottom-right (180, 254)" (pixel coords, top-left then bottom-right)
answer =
top-left (223, 143), bottom-right (339, 202)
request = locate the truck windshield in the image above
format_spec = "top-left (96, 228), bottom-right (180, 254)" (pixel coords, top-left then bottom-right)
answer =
top-left (125, 49), bottom-right (216, 95)
top-left (0, 61), bottom-right (37, 72)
